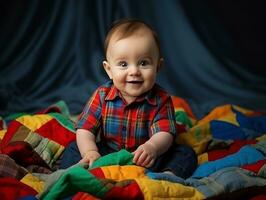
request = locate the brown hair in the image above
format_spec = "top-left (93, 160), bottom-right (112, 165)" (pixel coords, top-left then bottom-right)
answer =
top-left (104, 18), bottom-right (162, 59)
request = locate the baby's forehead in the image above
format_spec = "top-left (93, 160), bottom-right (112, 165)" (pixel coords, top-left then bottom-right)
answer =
top-left (111, 26), bottom-right (153, 42)
top-left (105, 23), bottom-right (161, 59)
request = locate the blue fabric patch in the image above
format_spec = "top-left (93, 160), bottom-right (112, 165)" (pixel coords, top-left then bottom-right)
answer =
top-left (210, 120), bottom-right (245, 140)
top-left (236, 110), bottom-right (266, 133)
top-left (192, 145), bottom-right (265, 178)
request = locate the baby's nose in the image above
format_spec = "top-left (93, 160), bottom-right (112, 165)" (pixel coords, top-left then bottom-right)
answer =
top-left (129, 65), bottom-right (140, 75)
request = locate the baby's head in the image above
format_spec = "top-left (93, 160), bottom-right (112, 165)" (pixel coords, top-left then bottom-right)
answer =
top-left (104, 18), bottom-right (162, 60)
top-left (103, 18), bottom-right (163, 104)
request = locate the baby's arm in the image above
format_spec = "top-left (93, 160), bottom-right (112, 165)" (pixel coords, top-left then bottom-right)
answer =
top-left (76, 129), bottom-right (101, 167)
top-left (133, 132), bottom-right (173, 167)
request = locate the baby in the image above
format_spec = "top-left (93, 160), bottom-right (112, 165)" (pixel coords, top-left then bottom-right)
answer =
top-left (61, 18), bottom-right (197, 179)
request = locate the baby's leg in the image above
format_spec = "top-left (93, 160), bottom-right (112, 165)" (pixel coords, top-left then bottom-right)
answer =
top-left (149, 143), bottom-right (197, 179)
top-left (59, 141), bottom-right (81, 169)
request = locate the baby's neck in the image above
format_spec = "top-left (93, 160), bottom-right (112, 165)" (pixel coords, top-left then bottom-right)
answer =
top-left (123, 96), bottom-right (137, 105)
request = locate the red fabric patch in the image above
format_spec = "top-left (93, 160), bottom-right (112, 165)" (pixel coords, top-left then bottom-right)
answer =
top-left (35, 118), bottom-right (75, 147)
top-left (208, 140), bottom-right (257, 161)
top-left (0, 177), bottom-right (37, 200)
top-left (0, 120), bottom-right (22, 149)
top-left (250, 195), bottom-right (266, 200)
top-left (90, 168), bottom-right (105, 178)
top-left (176, 124), bottom-right (188, 134)
top-left (242, 159), bottom-right (266, 174)
top-left (104, 180), bottom-right (144, 200)
top-left (73, 192), bottom-right (100, 200)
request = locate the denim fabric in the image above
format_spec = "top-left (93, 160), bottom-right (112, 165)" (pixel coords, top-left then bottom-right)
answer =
top-left (60, 141), bottom-right (112, 169)
top-left (60, 141), bottom-right (197, 179)
top-left (187, 167), bottom-right (266, 198)
top-left (149, 143), bottom-right (198, 179)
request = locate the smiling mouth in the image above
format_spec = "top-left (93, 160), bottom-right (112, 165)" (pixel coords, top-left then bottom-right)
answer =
top-left (127, 81), bottom-right (143, 84)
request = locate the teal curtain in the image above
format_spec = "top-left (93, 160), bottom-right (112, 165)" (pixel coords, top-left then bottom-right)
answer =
top-left (0, 0), bottom-right (265, 118)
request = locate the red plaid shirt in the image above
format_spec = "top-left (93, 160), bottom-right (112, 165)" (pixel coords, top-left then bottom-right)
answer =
top-left (77, 81), bottom-right (177, 152)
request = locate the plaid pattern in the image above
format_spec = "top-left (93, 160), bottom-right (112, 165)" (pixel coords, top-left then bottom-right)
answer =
top-left (77, 81), bottom-right (177, 151)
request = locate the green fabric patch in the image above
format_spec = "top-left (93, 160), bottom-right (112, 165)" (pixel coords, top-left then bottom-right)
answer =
top-left (175, 111), bottom-right (193, 128)
top-left (41, 165), bottom-right (108, 199)
top-left (51, 100), bottom-right (71, 117)
top-left (92, 149), bottom-right (134, 168)
top-left (40, 150), bottom-right (134, 199)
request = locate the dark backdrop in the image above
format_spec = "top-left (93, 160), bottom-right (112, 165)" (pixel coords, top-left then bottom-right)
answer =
top-left (0, 0), bottom-right (265, 118)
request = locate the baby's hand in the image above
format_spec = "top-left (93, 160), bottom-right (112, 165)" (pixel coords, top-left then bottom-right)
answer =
top-left (132, 142), bottom-right (157, 168)
top-left (79, 150), bottom-right (101, 167)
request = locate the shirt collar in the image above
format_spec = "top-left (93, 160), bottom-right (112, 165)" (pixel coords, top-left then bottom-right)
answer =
top-left (105, 85), bottom-right (119, 101)
top-left (105, 84), bottom-right (157, 106)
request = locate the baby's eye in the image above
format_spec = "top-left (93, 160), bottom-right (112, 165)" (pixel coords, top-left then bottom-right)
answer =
top-left (139, 60), bottom-right (150, 66)
top-left (118, 61), bottom-right (128, 67)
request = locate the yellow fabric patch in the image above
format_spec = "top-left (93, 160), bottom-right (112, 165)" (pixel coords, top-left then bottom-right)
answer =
top-left (21, 173), bottom-right (44, 193)
top-left (0, 130), bottom-right (6, 139)
top-left (197, 104), bottom-right (239, 126)
top-left (177, 123), bottom-right (212, 155)
top-left (218, 113), bottom-right (239, 126)
top-left (197, 153), bottom-right (209, 164)
top-left (16, 114), bottom-right (53, 131)
top-left (233, 105), bottom-right (257, 116)
top-left (256, 134), bottom-right (266, 141)
top-left (197, 105), bottom-right (232, 124)
top-left (135, 178), bottom-right (205, 200)
top-left (101, 165), bottom-right (148, 181)
top-left (175, 108), bottom-right (185, 112)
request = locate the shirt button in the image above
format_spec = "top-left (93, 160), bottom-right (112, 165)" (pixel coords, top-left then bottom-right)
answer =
top-left (122, 126), bottom-right (126, 131)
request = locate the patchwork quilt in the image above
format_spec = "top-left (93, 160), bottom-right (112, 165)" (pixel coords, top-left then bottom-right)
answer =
top-left (0, 98), bottom-right (266, 200)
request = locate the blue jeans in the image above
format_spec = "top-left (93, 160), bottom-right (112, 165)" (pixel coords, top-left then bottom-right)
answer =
top-left (60, 141), bottom-right (197, 179)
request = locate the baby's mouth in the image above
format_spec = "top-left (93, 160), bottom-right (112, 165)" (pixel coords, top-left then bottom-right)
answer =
top-left (127, 81), bottom-right (143, 84)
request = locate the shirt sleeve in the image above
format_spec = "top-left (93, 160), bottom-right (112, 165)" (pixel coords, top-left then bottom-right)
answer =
top-left (76, 89), bottom-right (102, 135)
top-left (150, 96), bottom-right (177, 137)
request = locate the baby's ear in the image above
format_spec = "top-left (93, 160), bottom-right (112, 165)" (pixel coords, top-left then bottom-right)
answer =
top-left (103, 61), bottom-right (112, 79)
top-left (157, 58), bottom-right (164, 72)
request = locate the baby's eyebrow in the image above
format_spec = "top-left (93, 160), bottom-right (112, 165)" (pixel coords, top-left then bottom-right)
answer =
top-left (114, 57), bottom-right (127, 62)
top-left (139, 56), bottom-right (152, 60)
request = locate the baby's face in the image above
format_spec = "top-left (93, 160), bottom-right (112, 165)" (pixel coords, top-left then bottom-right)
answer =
top-left (103, 28), bottom-right (161, 104)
